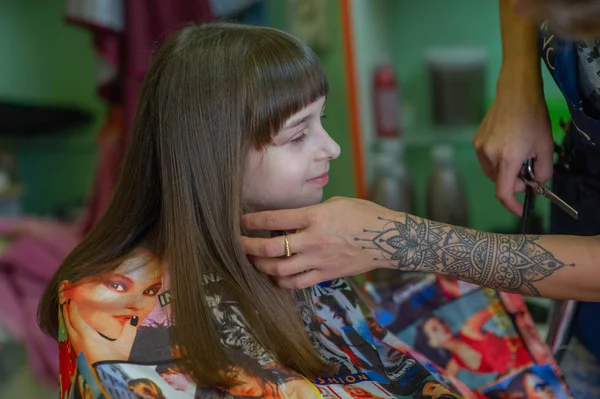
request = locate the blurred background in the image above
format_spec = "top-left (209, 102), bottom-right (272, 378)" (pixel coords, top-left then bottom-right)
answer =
top-left (0, 0), bottom-right (569, 397)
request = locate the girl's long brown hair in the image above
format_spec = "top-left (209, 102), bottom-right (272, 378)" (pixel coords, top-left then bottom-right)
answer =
top-left (38, 22), bottom-right (331, 387)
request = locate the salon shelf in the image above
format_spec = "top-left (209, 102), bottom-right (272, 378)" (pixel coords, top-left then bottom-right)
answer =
top-left (403, 125), bottom-right (477, 148)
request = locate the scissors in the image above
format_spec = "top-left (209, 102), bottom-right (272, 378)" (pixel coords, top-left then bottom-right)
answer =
top-left (519, 158), bottom-right (578, 220)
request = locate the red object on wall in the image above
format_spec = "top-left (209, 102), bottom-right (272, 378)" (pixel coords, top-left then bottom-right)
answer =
top-left (373, 63), bottom-right (400, 139)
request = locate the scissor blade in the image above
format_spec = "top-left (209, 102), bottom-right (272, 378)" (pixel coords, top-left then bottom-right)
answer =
top-left (543, 188), bottom-right (579, 220)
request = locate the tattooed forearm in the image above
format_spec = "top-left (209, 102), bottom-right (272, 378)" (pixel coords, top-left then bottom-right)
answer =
top-left (355, 215), bottom-right (574, 296)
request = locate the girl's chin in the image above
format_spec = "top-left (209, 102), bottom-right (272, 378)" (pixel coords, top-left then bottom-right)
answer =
top-left (271, 196), bottom-right (324, 211)
top-left (246, 199), bottom-right (322, 213)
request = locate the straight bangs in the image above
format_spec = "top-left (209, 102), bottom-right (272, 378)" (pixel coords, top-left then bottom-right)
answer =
top-left (245, 28), bottom-right (329, 148)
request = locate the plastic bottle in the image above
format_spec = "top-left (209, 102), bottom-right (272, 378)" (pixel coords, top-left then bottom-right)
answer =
top-left (370, 139), bottom-right (415, 214)
top-left (426, 145), bottom-right (469, 226)
top-left (368, 59), bottom-right (412, 286)
top-left (373, 60), bottom-right (401, 138)
top-left (369, 139), bottom-right (415, 285)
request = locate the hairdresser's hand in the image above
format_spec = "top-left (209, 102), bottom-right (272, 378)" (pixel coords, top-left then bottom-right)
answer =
top-left (473, 70), bottom-right (554, 216)
top-left (241, 197), bottom-right (395, 289)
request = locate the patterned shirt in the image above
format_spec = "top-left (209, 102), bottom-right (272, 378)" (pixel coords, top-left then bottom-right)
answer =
top-left (56, 257), bottom-right (570, 399)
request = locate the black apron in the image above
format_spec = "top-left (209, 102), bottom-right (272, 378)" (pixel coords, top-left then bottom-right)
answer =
top-left (539, 21), bottom-right (600, 361)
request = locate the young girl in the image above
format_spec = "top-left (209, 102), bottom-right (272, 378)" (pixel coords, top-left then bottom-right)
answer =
top-left (38, 21), bottom-right (470, 399)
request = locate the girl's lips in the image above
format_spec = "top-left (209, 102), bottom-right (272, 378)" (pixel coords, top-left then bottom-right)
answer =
top-left (308, 172), bottom-right (329, 186)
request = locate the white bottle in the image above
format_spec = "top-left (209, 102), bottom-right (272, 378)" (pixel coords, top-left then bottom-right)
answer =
top-left (426, 145), bottom-right (469, 226)
top-left (370, 139), bottom-right (415, 214)
top-left (369, 139), bottom-right (415, 285)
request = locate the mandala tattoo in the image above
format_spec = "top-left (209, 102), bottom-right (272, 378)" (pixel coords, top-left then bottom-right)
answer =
top-left (356, 215), bottom-right (574, 296)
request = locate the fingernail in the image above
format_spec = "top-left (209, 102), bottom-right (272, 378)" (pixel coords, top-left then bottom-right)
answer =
top-left (130, 316), bottom-right (139, 327)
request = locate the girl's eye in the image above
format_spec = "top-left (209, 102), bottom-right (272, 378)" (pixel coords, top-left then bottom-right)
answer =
top-left (291, 133), bottom-right (307, 144)
top-left (320, 113), bottom-right (327, 120)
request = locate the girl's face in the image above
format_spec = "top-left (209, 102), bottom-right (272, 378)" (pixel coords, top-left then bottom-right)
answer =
top-left (61, 254), bottom-right (162, 341)
top-left (244, 97), bottom-right (341, 211)
top-left (524, 373), bottom-right (555, 399)
top-left (424, 318), bottom-right (452, 347)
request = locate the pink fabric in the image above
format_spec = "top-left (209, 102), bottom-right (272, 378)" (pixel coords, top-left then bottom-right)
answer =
top-left (0, 219), bottom-right (80, 388)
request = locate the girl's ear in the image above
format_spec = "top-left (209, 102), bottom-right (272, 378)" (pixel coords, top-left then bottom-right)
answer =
top-left (58, 280), bottom-right (73, 305)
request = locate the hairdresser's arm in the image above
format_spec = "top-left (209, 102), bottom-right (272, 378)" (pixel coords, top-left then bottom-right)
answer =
top-left (242, 197), bottom-right (600, 302)
top-left (473, 0), bottom-right (552, 217)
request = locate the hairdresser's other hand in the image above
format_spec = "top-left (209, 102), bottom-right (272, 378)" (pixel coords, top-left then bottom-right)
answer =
top-left (241, 197), bottom-right (394, 289)
top-left (513, 0), bottom-right (600, 39)
top-left (473, 67), bottom-right (553, 216)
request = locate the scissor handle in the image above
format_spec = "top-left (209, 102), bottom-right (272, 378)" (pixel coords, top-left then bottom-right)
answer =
top-left (519, 158), bottom-right (578, 220)
top-left (521, 158), bottom-right (536, 181)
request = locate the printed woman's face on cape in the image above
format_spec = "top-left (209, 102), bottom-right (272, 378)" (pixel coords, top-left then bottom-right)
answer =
top-left (421, 381), bottom-right (457, 398)
top-left (423, 318), bottom-right (453, 347)
top-left (313, 297), bottom-right (347, 335)
top-left (60, 256), bottom-right (162, 341)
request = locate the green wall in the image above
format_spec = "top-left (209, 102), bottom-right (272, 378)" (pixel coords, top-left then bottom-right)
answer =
top-left (378, 0), bottom-right (570, 233)
top-left (1, 0), bottom-right (570, 232)
top-left (0, 0), bottom-right (357, 216)
top-left (0, 0), bottom-right (103, 215)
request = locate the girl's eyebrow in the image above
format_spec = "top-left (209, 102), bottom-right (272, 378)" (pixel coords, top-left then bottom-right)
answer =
top-left (284, 114), bottom-right (311, 130)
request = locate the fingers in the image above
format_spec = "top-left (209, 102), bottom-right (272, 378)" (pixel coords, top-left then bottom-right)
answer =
top-left (276, 269), bottom-right (325, 290)
top-left (475, 151), bottom-right (497, 181)
top-left (533, 149), bottom-right (554, 184)
top-left (123, 316), bottom-right (141, 340)
top-left (496, 156), bottom-right (525, 216)
top-left (252, 255), bottom-right (310, 277)
top-left (241, 232), bottom-right (308, 258)
top-left (250, 249), bottom-right (333, 289)
top-left (241, 236), bottom-right (285, 258)
top-left (514, 178), bottom-right (526, 194)
top-left (475, 140), bottom-right (524, 215)
top-left (242, 208), bottom-right (311, 231)
top-left (62, 300), bottom-right (88, 338)
top-left (61, 300), bottom-right (90, 353)
top-left (110, 316), bottom-right (140, 357)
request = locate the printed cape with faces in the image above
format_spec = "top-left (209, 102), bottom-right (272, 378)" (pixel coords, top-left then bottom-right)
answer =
top-left (366, 274), bottom-right (574, 399)
top-left (57, 257), bottom-right (570, 399)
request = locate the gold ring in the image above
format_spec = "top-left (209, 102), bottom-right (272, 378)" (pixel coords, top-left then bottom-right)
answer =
top-left (284, 235), bottom-right (292, 258)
